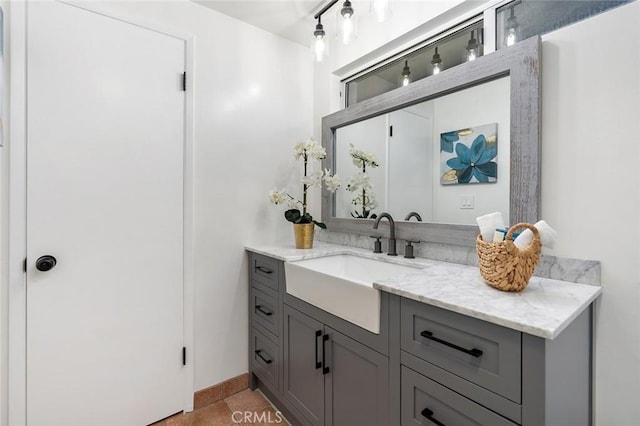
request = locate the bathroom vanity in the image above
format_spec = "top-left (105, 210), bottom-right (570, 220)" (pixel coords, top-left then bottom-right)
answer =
top-left (246, 243), bottom-right (601, 426)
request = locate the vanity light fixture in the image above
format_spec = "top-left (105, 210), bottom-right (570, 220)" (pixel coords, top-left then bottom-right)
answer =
top-left (466, 30), bottom-right (478, 61)
top-left (431, 47), bottom-right (442, 75)
top-left (371, 0), bottom-right (391, 23)
top-left (313, 16), bottom-right (327, 62)
top-left (339, 0), bottom-right (356, 44)
top-left (312, 0), bottom-right (361, 61)
top-left (401, 60), bottom-right (411, 86)
top-left (505, 5), bottom-right (519, 46)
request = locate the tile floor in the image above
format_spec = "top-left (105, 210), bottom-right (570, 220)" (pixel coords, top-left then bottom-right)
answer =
top-left (153, 389), bottom-right (287, 426)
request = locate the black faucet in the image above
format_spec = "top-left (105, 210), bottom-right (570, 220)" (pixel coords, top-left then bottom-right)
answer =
top-left (404, 211), bottom-right (422, 221)
top-left (373, 213), bottom-right (397, 256)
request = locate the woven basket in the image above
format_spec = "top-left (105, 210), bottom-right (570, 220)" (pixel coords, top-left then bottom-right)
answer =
top-left (476, 223), bottom-right (541, 292)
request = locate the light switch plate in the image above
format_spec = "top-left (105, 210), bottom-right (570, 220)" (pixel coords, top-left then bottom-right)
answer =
top-left (459, 195), bottom-right (474, 209)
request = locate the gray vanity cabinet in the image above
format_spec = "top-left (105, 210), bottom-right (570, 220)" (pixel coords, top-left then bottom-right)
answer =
top-left (249, 253), bottom-right (284, 396)
top-left (394, 296), bottom-right (592, 426)
top-left (248, 250), bottom-right (594, 426)
top-left (283, 305), bottom-right (390, 426)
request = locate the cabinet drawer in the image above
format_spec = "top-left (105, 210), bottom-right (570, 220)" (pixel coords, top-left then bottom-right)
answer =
top-left (401, 366), bottom-right (516, 426)
top-left (401, 298), bottom-right (521, 402)
top-left (249, 253), bottom-right (280, 291)
top-left (251, 327), bottom-right (280, 392)
top-left (251, 283), bottom-right (279, 337)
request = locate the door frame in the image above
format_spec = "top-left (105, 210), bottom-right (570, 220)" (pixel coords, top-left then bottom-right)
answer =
top-left (7, 2), bottom-right (196, 424)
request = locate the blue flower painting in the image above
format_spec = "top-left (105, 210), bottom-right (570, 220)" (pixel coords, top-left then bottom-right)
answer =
top-left (440, 123), bottom-right (498, 185)
top-left (440, 131), bottom-right (459, 153)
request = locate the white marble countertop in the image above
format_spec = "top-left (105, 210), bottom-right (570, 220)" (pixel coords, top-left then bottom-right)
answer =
top-left (245, 242), bottom-right (602, 339)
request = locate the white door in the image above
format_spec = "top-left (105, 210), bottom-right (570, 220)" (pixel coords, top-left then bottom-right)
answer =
top-left (388, 110), bottom-right (432, 220)
top-left (26, 2), bottom-right (185, 425)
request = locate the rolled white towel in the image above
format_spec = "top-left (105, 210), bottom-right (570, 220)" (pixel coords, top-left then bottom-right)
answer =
top-left (513, 220), bottom-right (557, 249)
top-left (476, 212), bottom-right (505, 242)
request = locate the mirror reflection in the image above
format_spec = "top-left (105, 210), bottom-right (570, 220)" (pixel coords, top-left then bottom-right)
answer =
top-left (333, 76), bottom-right (510, 225)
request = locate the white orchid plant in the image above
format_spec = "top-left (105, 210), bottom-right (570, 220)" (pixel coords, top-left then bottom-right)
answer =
top-left (269, 138), bottom-right (341, 229)
top-left (346, 144), bottom-right (379, 219)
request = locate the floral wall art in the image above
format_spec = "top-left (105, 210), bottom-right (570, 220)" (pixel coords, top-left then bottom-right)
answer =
top-left (440, 123), bottom-right (498, 185)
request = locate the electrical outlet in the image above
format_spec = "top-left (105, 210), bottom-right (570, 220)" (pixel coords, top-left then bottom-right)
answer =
top-left (459, 195), bottom-right (474, 209)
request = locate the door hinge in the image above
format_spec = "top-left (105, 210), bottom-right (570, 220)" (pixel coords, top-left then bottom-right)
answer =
top-left (182, 347), bottom-right (186, 366)
top-left (23, 258), bottom-right (27, 273)
top-left (182, 72), bottom-right (187, 91)
top-left (389, 125), bottom-right (393, 137)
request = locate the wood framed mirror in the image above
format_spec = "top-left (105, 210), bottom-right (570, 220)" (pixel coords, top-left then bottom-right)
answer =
top-left (321, 36), bottom-right (541, 246)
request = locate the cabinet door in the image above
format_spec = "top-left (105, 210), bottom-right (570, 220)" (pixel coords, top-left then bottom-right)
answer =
top-left (325, 327), bottom-right (389, 426)
top-left (284, 306), bottom-right (325, 426)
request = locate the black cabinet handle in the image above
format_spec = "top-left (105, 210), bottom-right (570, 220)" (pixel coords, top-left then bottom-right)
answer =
top-left (255, 350), bottom-right (272, 364)
top-left (420, 330), bottom-right (483, 358)
top-left (322, 334), bottom-right (330, 375)
top-left (421, 408), bottom-right (445, 426)
top-left (315, 330), bottom-right (322, 369)
top-left (255, 265), bottom-right (273, 274)
top-left (255, 305), bottom-right (273, 317)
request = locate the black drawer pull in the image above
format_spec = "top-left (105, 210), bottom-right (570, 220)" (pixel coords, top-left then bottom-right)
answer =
top-left (255, 305), bottom-right (273, 317)
top-left (421, 408), bottom-right (445, 426)
top-left (420, 330), bottom-right (483, 358)
top-left (322, 334), bottom-right (330, 375)
top-left (255, 350), bottom-right (272, 364)
top-left (315, 330), bottom-right (322, 369)
top-left (255, 265), bottom-right (273, 275)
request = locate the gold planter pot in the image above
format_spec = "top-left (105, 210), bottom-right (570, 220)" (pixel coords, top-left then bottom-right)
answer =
top-left (293, 223), bottom-right (315, 249)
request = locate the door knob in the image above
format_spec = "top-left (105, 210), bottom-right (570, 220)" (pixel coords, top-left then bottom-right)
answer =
top-left (35, 255), bottom-right (57, 272)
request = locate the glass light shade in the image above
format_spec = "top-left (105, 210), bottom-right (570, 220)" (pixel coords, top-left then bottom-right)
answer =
top-left (312, 19), bottom-right (328, 62)
top-left (371, 0), bottom-right (391, 23)
top-left (314, 37), bottom-right (327, 62)
top-left (431, 47), bottom-right (442, 76)
top-left (337, 2), bottom-right (357, 45)
top-left (466, 30), bottom-right (479, 62)
top-left (400, 60), bottom-right (411, 86)
top-left (342, 15), bottom-right (353, 44)
top-left (506, 27), bottom-right (517, 46)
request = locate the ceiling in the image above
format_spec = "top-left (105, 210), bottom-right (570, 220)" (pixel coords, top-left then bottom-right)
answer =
top-left (193, 0), bottom-right (325, 46)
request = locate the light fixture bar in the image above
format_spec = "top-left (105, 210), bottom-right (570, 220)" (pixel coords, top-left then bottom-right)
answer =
top-left (314, 0), bottom-right (340, 19)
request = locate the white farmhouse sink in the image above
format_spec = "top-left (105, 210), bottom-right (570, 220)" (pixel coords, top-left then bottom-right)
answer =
top-left (284, 254), bottom-right (420, 334)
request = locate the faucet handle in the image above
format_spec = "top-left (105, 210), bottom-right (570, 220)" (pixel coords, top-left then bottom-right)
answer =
top-left (404, 240), bottom-right (420, 259)
top-left (369, 235), bottom-right (383, 254)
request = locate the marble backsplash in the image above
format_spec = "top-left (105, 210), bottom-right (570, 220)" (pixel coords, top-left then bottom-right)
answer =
top-left (316, 230), bottom-right (601, 286)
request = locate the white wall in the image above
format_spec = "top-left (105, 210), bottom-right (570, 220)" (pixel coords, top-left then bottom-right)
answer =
top-left (1, 0), bottom-right (313, 404)
top-left (540, 3), bottom-right (640, 423)
top-left (0, 1), bottom-right (9, 424)
top-left (432, 76), bottom-right (510, 224)
top-left (314, 1), bottom-right (640, 424)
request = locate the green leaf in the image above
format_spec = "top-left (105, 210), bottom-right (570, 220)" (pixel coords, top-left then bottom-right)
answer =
top-left (284, 209), bottom-right (301, 223)
top-left (313, 220), bottom-right (327, 229)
